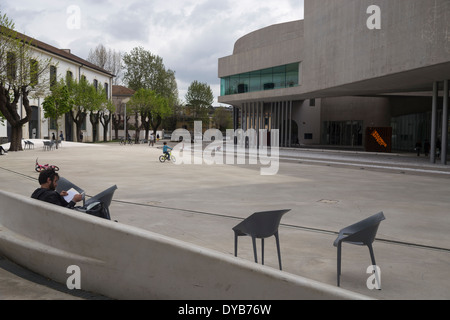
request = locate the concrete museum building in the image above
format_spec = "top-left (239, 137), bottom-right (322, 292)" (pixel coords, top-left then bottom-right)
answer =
top-left (218, 0), bottom-right (450, 163)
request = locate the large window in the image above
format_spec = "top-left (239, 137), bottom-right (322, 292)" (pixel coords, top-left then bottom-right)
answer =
top-left (221, 63), bottom-right (300, 96)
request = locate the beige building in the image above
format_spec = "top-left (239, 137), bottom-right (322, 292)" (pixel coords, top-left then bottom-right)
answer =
top-left (112, 85), bottom-right (135, 140)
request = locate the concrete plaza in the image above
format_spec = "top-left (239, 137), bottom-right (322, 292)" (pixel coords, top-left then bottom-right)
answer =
top-left (0, 140), bottom-right (449, 300)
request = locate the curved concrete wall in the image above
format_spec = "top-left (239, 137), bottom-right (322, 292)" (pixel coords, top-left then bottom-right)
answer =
top-left (233, 20), bottom-right (304, 55)
top-left (0, 190), bottom-right (371, 300)
top-left (218, 20), bottom-right (303, 79)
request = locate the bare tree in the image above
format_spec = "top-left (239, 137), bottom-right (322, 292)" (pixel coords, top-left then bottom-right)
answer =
top-left (87, 44), bottom-right (123, 85)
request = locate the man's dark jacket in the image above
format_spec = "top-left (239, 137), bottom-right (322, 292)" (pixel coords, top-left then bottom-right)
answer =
top-left (31, 188), bottom-right (76, 208)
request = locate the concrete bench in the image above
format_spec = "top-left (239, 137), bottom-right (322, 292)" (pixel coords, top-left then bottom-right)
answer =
top-left (0, 190), bottom-right (371, 300)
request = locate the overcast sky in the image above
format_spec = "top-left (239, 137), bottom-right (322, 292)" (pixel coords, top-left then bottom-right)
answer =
top-left (1, 0), bottom-right (304, 105)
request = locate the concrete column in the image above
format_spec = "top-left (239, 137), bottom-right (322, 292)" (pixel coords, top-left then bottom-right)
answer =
top-left (246, 103), bottom-right (249, 131)
top-left (237, 106), bottom-right (240, 130)
top-left (442, 80), bottom-right (449, 165)
top-left (280, 101), bottom-right (283, 146)
top-left (256, 102), bottom-right (260, 131)
top-left (249, 102), bottom-right (252, 129)
top-left (260, 102), bottom-right (264, 130)
top-left (282, 101), bottom-right (287, 147)
top-left (284, 101), bottom-right (288, 147)
top-left (277, 102), bottom-right (280, 132)
top-left (282, 102), bottom-right (284, 146)
top-left (248, 103), bottom-right (251, 130)
top-left (270, 102), bottom-right (274, 130)
top-left (431, 82), bottom-right (439, 164)
top-left (254, 102), bottom-right (256, 130)
top-left (277, 101), bottom-right (281, 145)
top-left (243, 104), bottom-right (247, 131)
top-left (241, 104), bottom-right (245, 131)
top-left (252, 102), bottom-right (255, 129)
top-left (256, 102), bottom-right (260, 148)
top-left (289, 101), bottom-right (293, 147)
top-left (233, 106), bottom-right (236, 131)
top-left (240, 105), bottom-right (244, 130)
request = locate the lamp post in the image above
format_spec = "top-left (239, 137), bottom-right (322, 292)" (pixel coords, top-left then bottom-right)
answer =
top-left (122, 98), bottom-right (130, 141)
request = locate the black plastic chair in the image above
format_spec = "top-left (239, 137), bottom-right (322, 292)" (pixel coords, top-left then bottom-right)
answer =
top-left (43, 141), bottom-right (51, 151)
top-left (56, 177), bottom-right (85, 206)
top-left (333, 212), bottom-right (386, 287)
top-left (84, 185), bottom-right (118, 220)
top-left (233, 209), bottom-right (290, 270)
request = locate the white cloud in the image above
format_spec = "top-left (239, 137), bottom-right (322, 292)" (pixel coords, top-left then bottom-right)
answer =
top-left (1, 0), bottom-right (304, 105)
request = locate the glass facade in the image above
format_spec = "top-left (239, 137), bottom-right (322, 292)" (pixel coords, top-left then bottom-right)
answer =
top-left (391, 112), bottom-right (431, 152)
top-left (322, 121), bottom-right (364, 147)
top-left (221, 63), bottom-right (300, 96)
top-left (391, 111), bottom-right (450, 154)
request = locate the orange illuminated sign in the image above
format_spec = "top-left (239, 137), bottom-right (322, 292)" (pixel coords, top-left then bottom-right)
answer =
top-left (371, 130), bottom-right (387, 148)
top-left (365, 127), bottom-right (392, 153)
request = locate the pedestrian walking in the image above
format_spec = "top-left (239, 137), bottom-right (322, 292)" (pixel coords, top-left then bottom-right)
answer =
top-left (149, 134), bottom-right (155, 147)
top-left (415, 141), bottom-right (422, 157)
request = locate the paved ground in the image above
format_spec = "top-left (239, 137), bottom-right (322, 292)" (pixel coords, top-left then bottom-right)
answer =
top-left (0, 139), bottom-right (449, 300)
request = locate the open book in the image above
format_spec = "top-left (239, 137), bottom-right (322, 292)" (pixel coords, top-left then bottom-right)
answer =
top-left (64, 188), bottom-right (81, 202)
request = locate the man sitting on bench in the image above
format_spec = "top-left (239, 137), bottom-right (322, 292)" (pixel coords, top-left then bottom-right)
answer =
top-left (31, 168), bottom-right (83, 208)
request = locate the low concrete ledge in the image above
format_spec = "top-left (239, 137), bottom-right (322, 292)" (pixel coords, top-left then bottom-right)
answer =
top-left (0, 190), bottom-right (372, 300)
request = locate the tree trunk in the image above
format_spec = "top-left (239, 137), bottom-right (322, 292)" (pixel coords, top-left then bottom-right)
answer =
top-left (134, 112), bottom-right (140, 143)
top-left (1, 87), bottom-right (32, 152)
top-left (55, 124), bottom-right (60, 149)
top-left (101, 113), bottom-right (111, 142)
top-left (151, 116), bottom-right (162, 138)
top-left (76, 123), bottom-right (83, 143)
top-left (141, 112), bottom-right (151, 141)
top-left (112, 113), bottom-right (121, 140)
top-left (90, 112), bottom-right (100, 143)
top-left (71, 110), bottom-right (87, 142)
top-left (9, 125), bottom-right (23, 152)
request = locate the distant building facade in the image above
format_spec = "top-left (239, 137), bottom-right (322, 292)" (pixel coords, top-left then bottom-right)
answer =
top-left (218, 0), bottom-right (450, 162)
top-left (0, 30), bottom-right (115, 143)
top-left (112, 85), bottom-right (135, 140)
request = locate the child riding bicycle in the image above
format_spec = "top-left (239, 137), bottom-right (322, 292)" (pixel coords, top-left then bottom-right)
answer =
top-left (163, 142), bottom-right (173, 160)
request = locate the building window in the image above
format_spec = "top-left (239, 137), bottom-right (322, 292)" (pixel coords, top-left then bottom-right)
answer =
top-left (50, 65), bottom-right (57, 89)
top-left (66, 71), bottom-right (73, 85)
top-left (104, 83), bottom-right (109, 98)
top-left (93, 79), bottom-right (98, 90)
top-left (220, 62), bottom-right (300, 96)
top-left (7, 52), bottom-right (17, 80)
top-left (49, 118), bottom-right (57, 130)
top-left (30, 59), bottom-right (39, 86)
